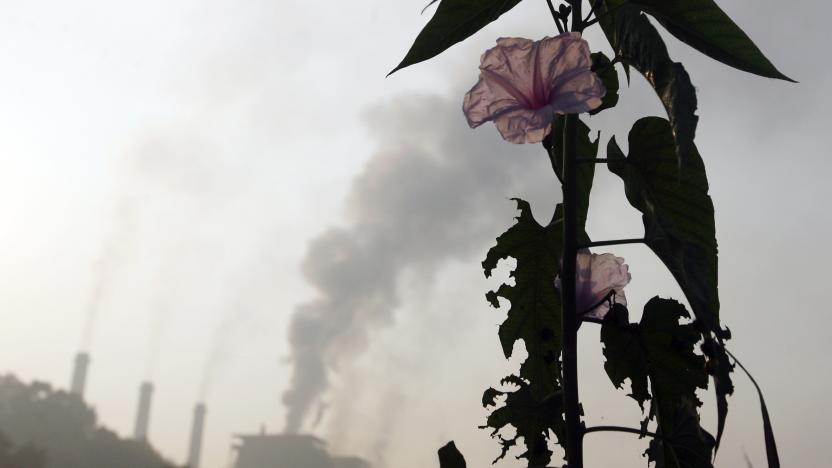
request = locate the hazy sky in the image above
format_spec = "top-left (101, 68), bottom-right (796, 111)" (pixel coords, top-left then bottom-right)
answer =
top-left (0, 1), bottom-right (828, 468)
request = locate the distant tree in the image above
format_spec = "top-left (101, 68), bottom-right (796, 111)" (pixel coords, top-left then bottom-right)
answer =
top-left (0, 432), bottom-right (45, 468)
top-left (0, 375), bottom-right (181, 468)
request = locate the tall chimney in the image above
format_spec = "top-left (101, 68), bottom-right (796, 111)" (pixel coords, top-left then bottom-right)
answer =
top-left (133, 381), bottom-right (154, 441)
top-left (186, 403), bottom-right (207, 468)
top-left (69, 352), bottom-right (90, 397)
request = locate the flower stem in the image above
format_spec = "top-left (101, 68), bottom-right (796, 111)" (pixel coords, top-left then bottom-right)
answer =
top-left (547, 0), bottom-right (566, 34)
top-left (561, 2), bottom-right (584, 466)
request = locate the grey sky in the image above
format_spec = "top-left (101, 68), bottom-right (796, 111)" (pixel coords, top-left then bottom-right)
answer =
top-left (0, 1), bottom-right (828, 468)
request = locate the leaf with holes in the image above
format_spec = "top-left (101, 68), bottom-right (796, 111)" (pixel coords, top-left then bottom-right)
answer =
top-left (646, 401), bottom-right (716, 468)
top-left (483, 199), bottom-right (564, 399)
top-left (480, 377), bottom-right (564, 466)
top-left (701, 337), bottom-right (734, 453)
top-left (601, 298), bottom-right (708, 417)
top-left (482, 199), bottom-right (592, 465)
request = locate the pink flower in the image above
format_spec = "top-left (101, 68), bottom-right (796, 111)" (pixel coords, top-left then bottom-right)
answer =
top-left (555, 251), bottom-right (631, 319)
top-left (463, 33), bottom-right (605, 144)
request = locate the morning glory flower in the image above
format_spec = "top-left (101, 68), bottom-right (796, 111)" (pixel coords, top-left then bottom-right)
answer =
top-left (463, 32), bottom-right (605, 144)
top-left (556, 251), bottom-right (631, 319)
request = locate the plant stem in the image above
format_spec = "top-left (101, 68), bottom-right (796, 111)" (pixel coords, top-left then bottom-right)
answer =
top-left (547, 0), bottom-right (566, 34)
top-left (561, 2), bottom-right (584, 466)
top-left (562, 110), bottom-right (584, 468)
top-left (584, 425), bottom-right (661, 439)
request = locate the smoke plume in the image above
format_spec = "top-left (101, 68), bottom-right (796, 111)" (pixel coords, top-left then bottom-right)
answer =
top-left (282, 93), bottom-right (557, 432)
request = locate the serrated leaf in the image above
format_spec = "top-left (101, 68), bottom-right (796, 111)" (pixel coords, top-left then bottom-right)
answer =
top-left (629, 0), bottom-right (793, 81)
top-left (481, 378), bottom-right (563, 466)
top-left (542, 116), bottom-right (600, 229)
top-left (483, 199), bottom-right (564, 396)
top-left (598, 1), bottom-right (698, 165)
top-left (481, 199), bottom-right (595, 465)
top-left (389, 0), bottom-right (523, 75)
top-left (607, 117), bottom-right (723, 337)
top-left (601, 298), bottom-right (707, 416)
top-left (590, 52), bottom-right (620, 115)
top-left (438, 441), bottom-right (467, 468)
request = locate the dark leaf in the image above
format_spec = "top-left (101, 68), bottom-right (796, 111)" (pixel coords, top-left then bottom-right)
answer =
top-left (701, 338), bottom-right (734, 453)
top-left (598, 0), bottom-right (698, 165)
top-left (542, 116), bottom-right (600, 228)
top-left (646, 401), bottom-right (716, 468)
top-left (483, 199), bottom-right (564, 398)
top-left (590, 52), bottom-right (620, 115)
top-left (601, 298), bottom-right (708, 416)
top-left (600, 305), bottom-right (650, 408)
top-left (725, 348), bottom-right (780, 468)
top-left (482, 199), bottom-right (594, 465)
top-left (607, 117), bottom-right (723, 337)
top-left (628, 0), bottom-right (793, 81)
top-left (438, 441), bottom-right (467, 468)
top-left (482, 387), bottom-right (501, 408)
top-left (389, 0), bottom-right (523, 75)
top-left (481, 378), bottom-right (563, 465)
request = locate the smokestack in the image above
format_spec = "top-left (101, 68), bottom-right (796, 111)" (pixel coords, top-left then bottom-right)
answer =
top-left (69, 352), bottom-right (90, 397)
top-left (186, 403), bottom-right (206, 468)
top-left (133, 382), bottom-right (154, 441)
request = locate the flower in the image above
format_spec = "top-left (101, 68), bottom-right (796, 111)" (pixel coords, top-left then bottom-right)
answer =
top-left (462, 32), bottom-right (605, 144)
top-left (555, 251), bottom-right (631, 319)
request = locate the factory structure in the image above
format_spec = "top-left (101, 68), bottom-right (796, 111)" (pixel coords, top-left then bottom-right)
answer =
top-left (66, 351), bottom-right (369, 468)
top-left (232, 432), bottom-right (370, 468)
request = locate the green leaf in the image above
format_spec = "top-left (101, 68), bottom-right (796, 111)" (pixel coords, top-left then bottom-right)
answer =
top-left (482, 199), bottom-right (594, 465)
top-left (590, 52), bottom-right (620, 115)
top-left (438, 441), bottom-right (467, 468)
top-left (542, 116), bottom-right (600, 228)
top-left (481, 378), bottom-right (563, 466)
top-left (629, 0), bottom-right (793, 81)
top-left (602, 298), bottom-right (708, 417)
top-left (483, 199), bottom-right (563, 382)
top-left (607, 117), bottom-right (724, 337)
top-left (598, 1), bottom-right (698, 165)
top-left (389, 0), bottom-right (523, 75)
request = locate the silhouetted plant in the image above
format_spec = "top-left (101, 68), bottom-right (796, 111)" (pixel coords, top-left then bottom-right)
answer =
top-left (390, 1), bottom-right (791, 467)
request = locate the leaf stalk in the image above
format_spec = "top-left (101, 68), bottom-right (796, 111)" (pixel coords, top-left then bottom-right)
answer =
top-left (584, 425), bottom-right (661, 439)
top-left (578, 238), bottom-right (645, 249)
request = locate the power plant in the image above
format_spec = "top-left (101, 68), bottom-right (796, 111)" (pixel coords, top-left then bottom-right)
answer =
top-left (61, 354), bottom-right (369, 468)
top-left (231, 432), bottom-right (370, 468)
top-left (133, 381), bottom-right (154, 441)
